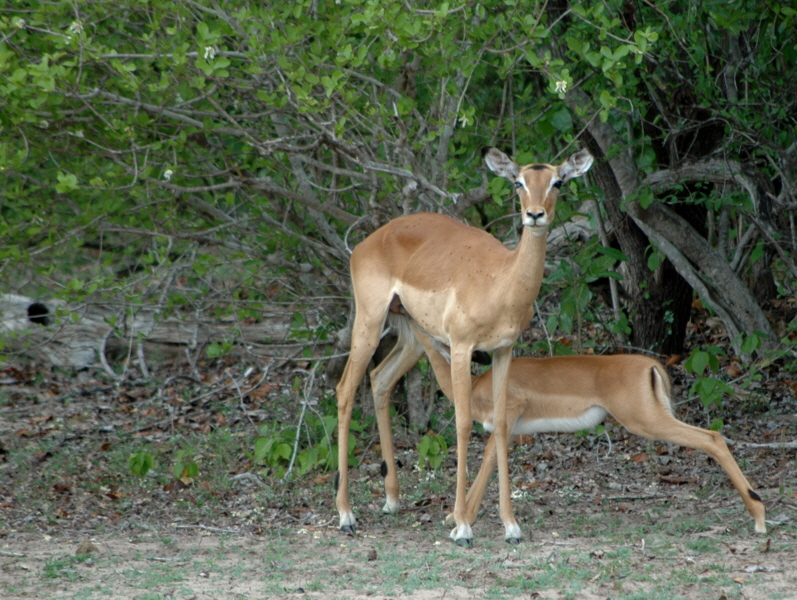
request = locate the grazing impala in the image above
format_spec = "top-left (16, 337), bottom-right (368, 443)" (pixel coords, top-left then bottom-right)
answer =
top-left (335, 147), bottom-right (593, 545)
top-left (394, 337), bottom-right (767, 534)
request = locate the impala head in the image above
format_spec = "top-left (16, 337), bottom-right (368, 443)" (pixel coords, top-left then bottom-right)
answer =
top-left (483, 147), bottom-right (593, 233)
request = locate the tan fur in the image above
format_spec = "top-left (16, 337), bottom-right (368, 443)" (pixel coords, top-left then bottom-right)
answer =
top-left (441, 355), bottom-right (766, 534)
top-left (335, 148), bottom-right (592, 544)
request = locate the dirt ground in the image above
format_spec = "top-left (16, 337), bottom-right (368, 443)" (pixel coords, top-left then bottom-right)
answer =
top-left (2, 481), bottom-right (796, 600)
top-left (0, 517), bottom-right (794, 600)
top-left (1, 359), bottom-right (796, 599)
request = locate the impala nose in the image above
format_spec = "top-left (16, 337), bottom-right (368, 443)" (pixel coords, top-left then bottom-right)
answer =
top-left (525, 210), bottom-right (546, 226)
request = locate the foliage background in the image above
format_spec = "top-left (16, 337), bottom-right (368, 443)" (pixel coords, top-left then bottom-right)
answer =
top-left (2, 0), bottom-right (796, 422)
top-left (1, 12), bottom-right (796, 593)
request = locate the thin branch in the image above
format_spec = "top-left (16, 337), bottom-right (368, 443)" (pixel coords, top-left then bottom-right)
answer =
top-left (724, 438), bottom-right (797, 450)
top-left (99, 325), bottom-right (121, 380)
top-left (746, 213), bottom-right (797, 281)
top-left (284, 362), bottom-right (320, 480)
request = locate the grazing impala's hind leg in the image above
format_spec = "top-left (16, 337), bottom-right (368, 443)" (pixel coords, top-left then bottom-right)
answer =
top-left (612, 366), bottom-right (767, 534)
top-left (639, 419), bottom-right (767, 533)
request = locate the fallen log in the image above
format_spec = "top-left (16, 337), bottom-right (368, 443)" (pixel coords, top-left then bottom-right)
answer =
top-left (0, 293), bottom-right (306, 369)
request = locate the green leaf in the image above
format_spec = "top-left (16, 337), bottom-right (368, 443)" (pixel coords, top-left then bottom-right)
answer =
top-left (55, 172), bottom-right (78, 193)
top-left (254, 437), bottom-right (271, 463)
top-left (595, 246), bottom-right (629, 262)
top-left (685, 349), bottom-right (710, 376)
top-left (549, 107), bottom-right (573, 132)
top-left (206, 341), bottom-right (232, 358)
top-left (129, 451), bottom-right (154, 477)
top-left (489, 177), bottom-right (508, 206)
top-left (418, 435), bottom-right (431, 458)
top-left (749, 241), bottom-right (765, 264)
top-left (740, 333), bottom-right (761, 355)
top-left (647, 249), bottom-right (662, 271)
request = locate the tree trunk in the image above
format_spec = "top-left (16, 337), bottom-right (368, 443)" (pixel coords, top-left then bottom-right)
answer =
top-left (566, 89), bottom-right (778, 357)
top-left (405, 367), bottom-right (428, 432)
top-left (581, 131), bottom-right (692, 354)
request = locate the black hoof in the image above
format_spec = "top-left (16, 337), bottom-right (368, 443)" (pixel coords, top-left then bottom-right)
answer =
top-left (340, 525), bottom-right (356, 535)
top-left (451, 537), bottom-right (473, 548)
top-left (505, 537), bottom-right (521, 545)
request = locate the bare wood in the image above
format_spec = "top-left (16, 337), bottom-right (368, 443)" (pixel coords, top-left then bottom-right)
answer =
top-left (335, 147), bottom-right (593, 545)
top-left (724, 439), bottom-right (797, 450)
top-left (0, 294), bottom-right (297, 368)
top-left (427, 354), bottom-right (766, 535)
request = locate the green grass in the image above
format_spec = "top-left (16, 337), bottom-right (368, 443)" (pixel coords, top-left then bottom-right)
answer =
top-left (685, 537), bottom-right (721, 553)
top-left (43, 555), bottom-right (85, 582)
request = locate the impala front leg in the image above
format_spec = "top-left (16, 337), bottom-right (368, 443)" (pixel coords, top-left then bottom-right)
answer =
top-left (444, 431), bottom-right (500, 528)
top-left (448, 347), bottom-right (475, 547)
top-left (492, 345), bottom-right (521, 543)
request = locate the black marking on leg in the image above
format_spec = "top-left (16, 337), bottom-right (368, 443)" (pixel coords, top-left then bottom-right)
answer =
top-left (334, 471), bottom-right (339, 492)
top-left (748, 489), bottom-right (762, 502)
top-left (380, 460), bottom-right (388, 478)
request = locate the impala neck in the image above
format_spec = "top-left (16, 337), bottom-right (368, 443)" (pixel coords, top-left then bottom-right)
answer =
top-left (507, 224), bottom-right (548, 304)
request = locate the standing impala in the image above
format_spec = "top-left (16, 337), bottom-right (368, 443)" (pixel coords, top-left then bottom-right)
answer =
top-left (335, 147), bottom-right (593, 545)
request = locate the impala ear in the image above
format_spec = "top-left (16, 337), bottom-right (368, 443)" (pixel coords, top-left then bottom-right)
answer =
top-left (558, 149), bottom-right (594, 181)
top-left (483, 147), bottom-right (520, 181)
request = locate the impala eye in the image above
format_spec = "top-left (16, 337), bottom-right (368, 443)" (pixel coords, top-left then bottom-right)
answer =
top-left (552, 180), bottom-right (563, 189)
top-left (514, 181), bottom-right (523, 189)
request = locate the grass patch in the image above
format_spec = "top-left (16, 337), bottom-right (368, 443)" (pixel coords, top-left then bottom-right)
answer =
top-left (43, 554), bottom-right (85, 582)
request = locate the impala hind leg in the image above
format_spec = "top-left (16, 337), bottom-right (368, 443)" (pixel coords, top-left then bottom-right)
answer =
top-left (626, 416), bottom-right (767, 534)
top-left (335, 311), bottom-right (387, 534)
top-left (370, 316), bottom-right (425, 515)
top-left (613, 366), bottom-right (767, 533)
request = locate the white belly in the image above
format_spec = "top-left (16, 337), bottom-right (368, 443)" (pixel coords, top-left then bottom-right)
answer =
top-left (482, 406), bottom-right (608, 435)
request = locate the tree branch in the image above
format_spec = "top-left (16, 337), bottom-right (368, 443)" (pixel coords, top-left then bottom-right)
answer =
top-left (627, 201), bottom-right (776, 352)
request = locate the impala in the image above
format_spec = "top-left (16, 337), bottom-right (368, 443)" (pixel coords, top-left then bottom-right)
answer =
top-left (335, 147), bottom-right (593, 546)
top-left (402, 341), bottom-right (767, 534)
